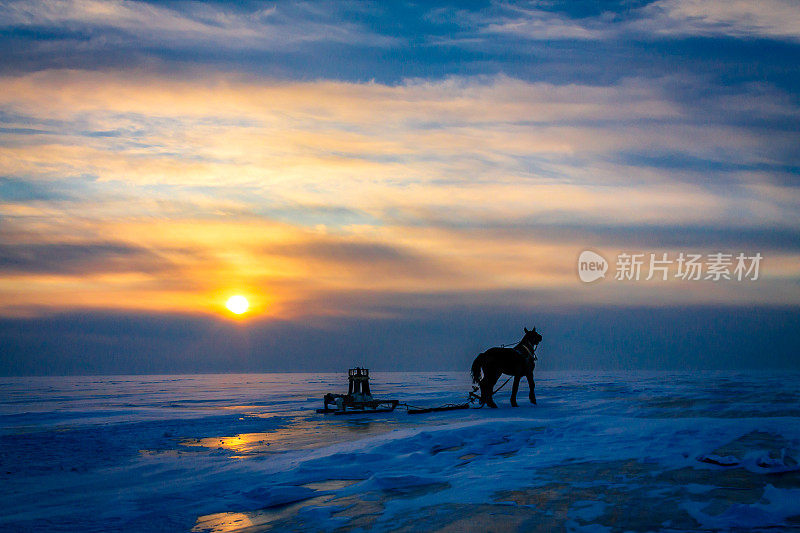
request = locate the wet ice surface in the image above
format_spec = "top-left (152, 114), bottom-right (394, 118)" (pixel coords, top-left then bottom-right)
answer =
top-left (2, 371), bottom-right (799, 532)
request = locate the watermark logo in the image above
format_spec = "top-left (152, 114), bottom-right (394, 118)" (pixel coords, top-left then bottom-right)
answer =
top-left (577, 250), bottom-right (608, 283)
top-left (578, 250), bottom-right (762, 283)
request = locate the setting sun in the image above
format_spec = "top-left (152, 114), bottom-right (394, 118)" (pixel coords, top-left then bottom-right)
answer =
top-left (225, 295), bottom-right (249, 315)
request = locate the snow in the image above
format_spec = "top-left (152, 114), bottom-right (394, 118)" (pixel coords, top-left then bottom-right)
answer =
top-left (1, 371), bottom-right (799, 531)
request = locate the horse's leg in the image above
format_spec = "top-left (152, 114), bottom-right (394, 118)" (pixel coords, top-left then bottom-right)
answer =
top-left (480, 379), bottom-right (497, 408)
top-left (478, 377), bottom-right (489, 406)
top-left (481, 367), bottom-right (499, 408)
top-left (510, 375), bottom-right (521, 407)
top-left (526, 371), bottom-right (536, 404)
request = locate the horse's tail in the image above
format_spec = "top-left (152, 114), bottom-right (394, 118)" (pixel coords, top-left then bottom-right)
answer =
top-left (471, 352), bottom-right (485, 384)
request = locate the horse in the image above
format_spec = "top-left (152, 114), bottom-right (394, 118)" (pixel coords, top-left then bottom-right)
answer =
top-left (470, 327), bottom-right (542, 408)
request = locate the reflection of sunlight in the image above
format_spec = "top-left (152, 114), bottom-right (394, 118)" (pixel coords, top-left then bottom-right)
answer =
top-left (183, 432), bottom-right (279, 457)
top-left (221, 405), bottom-right (273, 412)
top-left (192, 481), bottom-right (360, 532)
top-left (192, 512), bottom-right (255, 533)
top-left (181, 416), bottom-right (406, 457)
top-left (181, 415), bottom-right (326, 457)
top-left (193, 495), bottom-right (333, 532)
top-left (303, 480), bottom-right (358, 491)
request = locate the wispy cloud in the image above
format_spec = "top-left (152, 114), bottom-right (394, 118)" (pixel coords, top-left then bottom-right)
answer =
top-left (478, 0), bottom-right (800, 42)
top-left (0, 0), bottom-right (391, 49)
top-left (481, 3), bottom-right (607, 40)
top-left (0, 241), bottom-right (174, 275)
top-left (639, 0), bottom-right (800, 41)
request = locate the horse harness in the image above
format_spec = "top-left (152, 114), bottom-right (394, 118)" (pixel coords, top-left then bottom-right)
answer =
top-left (502, 339), bottom-right (539, 362)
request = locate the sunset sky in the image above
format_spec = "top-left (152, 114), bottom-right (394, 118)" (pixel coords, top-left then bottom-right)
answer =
top-left (1, 0), bottom-right (798, 374)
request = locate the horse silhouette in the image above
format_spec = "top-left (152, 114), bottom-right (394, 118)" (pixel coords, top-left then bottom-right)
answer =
top-left (470, 327), bottom-right (542, 408)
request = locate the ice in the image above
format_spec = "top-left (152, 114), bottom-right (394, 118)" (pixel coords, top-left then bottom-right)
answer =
top-left (569, 500), bottom-right (606, 521)
top-left (685, 485), bottom-right (800, 530)
top-left (698, 454), bottom-right (740, 467)
top-left (364, 473), bottom-right (447, 492)
top-left (241, 486), bottom-right (317, 508)
top-left (2, 371), bottom-right (799, 531)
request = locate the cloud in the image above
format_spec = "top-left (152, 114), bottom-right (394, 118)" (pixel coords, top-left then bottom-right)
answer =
top-left (0, 241), bottom-right (175, 275)
top-left (473, 0), bottom-right (800, 43)
top-left (481, 4), bottom-right (607, 40)
top-left (2, 305), bottom-right (800, 374)
top-left (0, 0), bottom-right (391, 49)
top-left (266, 238), bottom-right (449, 279)
top-left (0, 70), bottom-right (679, 124)
top-left (639, 0), bottom-right (800, 41)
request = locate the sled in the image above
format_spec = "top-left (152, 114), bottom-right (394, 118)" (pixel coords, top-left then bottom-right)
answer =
top-left (316, 368), bottom-right (399, 415)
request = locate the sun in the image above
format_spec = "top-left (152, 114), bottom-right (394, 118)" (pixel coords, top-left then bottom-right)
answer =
top-left (225, 295), bottom-right (249, 315)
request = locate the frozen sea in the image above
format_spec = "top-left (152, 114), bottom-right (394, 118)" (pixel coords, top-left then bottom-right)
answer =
top-left (2, 371), bottom-right (800, 532)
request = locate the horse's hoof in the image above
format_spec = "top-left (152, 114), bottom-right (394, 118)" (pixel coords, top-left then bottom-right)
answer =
top-left (488, 403), bottom-right (498, 408)
top-left (510, 402), bottom-right (518, 407)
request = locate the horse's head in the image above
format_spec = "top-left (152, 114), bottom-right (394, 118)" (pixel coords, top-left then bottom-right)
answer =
top-left (523, 326), bottom-right (543, 345)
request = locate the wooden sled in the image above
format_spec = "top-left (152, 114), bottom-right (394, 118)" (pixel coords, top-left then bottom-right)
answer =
top-left (316, 368), bottom-right (399, 415)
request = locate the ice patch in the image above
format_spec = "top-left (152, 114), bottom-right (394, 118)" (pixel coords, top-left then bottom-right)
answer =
top-left (698, 454), bottom-right (740, 467)
top-left (366, 473), bottom-right (447, 492)
top-left (241, 485), bottom-right (317, 508)
top-left (570, 500), bottom-right (606, 521)
top-left (566, 521), bottom-right (612, 533)
top-left (685, 485), bottom-right (800, 530)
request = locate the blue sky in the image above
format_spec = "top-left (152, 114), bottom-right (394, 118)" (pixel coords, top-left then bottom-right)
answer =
top-left (0, 0), bottom-right (798, 373)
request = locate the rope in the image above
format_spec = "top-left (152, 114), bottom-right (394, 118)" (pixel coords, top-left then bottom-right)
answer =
top-left (400, 380), bottom-right (514, 412)
top-left (492, 377), bottom-right (511, 394)
top-left (398, 374), bottom-right (515, 413)
top-left (398, 402), bottom-right (427, 411)
top-left (398, 401), bottom-right (470, 413)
